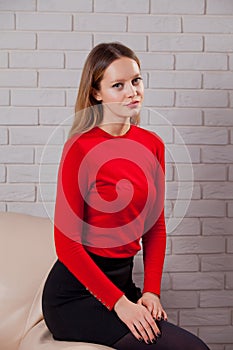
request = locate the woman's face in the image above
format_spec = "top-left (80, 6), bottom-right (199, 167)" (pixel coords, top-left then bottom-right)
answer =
top-left (94, 57), bottom-right (144, 123)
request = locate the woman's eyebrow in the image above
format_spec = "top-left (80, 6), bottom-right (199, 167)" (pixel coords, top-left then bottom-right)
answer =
top-left (110, 74), bottom-right (141, 84)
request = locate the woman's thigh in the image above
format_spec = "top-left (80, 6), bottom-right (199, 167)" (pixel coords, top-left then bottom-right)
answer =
top-left (113, 319), bottom-right (210, 350)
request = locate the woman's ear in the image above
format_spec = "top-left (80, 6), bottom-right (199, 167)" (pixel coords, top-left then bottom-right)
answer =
top-left (92, 88), bottom-right (102, 102)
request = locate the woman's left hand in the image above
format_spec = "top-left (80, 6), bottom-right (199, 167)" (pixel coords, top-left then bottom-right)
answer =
top-left (137, 292), bottom-right (168, 321)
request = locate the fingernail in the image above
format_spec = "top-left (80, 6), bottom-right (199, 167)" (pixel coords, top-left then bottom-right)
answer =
top-left (157, 332), bottom-right (161, 338)
top-left (138, 338), bottom-right (143, 342)
top-left (152, 338), bottom-right (157, 343)
top-left (157, 317), bottom-right (161, 321)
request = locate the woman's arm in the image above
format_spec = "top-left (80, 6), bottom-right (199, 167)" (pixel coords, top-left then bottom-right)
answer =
top-left (54, 136), bottom-right (124, 310)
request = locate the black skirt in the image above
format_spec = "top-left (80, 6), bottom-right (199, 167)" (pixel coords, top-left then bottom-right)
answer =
top-left (42, 251), bottom-right (142, 346)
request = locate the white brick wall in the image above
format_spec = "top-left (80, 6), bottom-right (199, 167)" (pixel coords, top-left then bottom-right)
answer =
top-left (1, 1), bottom-right (233, 347)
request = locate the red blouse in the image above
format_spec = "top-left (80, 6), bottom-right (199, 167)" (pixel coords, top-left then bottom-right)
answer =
top-left (54, 125), bottom-right (166, 311)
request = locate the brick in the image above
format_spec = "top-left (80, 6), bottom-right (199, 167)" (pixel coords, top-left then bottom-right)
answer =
top-left (204, 72), bottom-right (233, 89)
top-left (202, 255), bottom-right (233, 272)
top-left (7, 202), bottom-right (48, 218)
top-left (199, 326), bottom-right (233, 343)
top-left (207, 0), bottom-right (233, 14)
top-left (183, 16), bottom-right (233, 34)
top-left (181, 309), bottom-right (229, 326)
top-left (202, 146), bottom-right (233, 163)
top-left (8, 165), bottom-right (39, 183)
top-left (39, 107), bottom-right (73, 125)
top-left (94, 0), bottom-right (149, 13)
top-left (10, 51), bottom-right (64, 68)
top-left (150, 71), bottom-right (201, 89)
top-left (164, 255), bottom-right (199, 272)
top-left (175, 126), bottom-right (227, 145)
top-left (38, 33), bottom-right (92, 50)
top-left (0, 128), bottom-right (8, 144)
top-left (161, 273), bottom-right (172, 290)
top-left (0, 0), bottom-right (36, 11)
top-left (0, 52), bottom-right (8, 68)
top-left (167, 218), bottom-right (200, 236)
top-left (10, 126), bottom-right (63, 145)
top-left (175, 164), bottom-right (226, 181)
top-left (0, 184), bottom-right (35, 201)
top-left (165, 163), bottom-right (173, 181)
top-left (151, 0), bottom-right (204, 14)
top-left (0, 147), bottom-right (34, 164)
top-left (176, 91), bottom-right (228, 108)
top-left (200, 291), bottom-right (233, 307)
top-left (166, 182), bottom-right (200, 200)
top-left (206, 35), bottom-right (233, 52)
top-left (173, 237), bottom-right (225, 254)
top-left (144, 90), bottom-right (174, 107)
top-left (230, 92), bottom-right (233, 108)
top-left (0, 165), bottom-right (5, 182)
top-left (203, 218), bottom-right (233, 236)
top-left (145, 125), bottom-right (173, 143)
top-left (0, 107), bottom-right (38, 125)
top-left (66, 89), bottom-right (77, 107)
top-left (149, 108), bottom-right (202, 126)
top-left (162, 291), bottom-right (198, 308)
top-left (39, 70), bottom-right (81, 88)
top-left (149, 34), bottom-right (203, 52)
top-left (176, 53), bottom-right (227, 70)
top-left (172, 272), bottom-right (224, 290)
top-left (203, 183), bottom-right (233, 199)
top-left (35, 146), bottom-right (62, 164)
top-left (65, 52), bottom-right (89, 69)
top-left (166, 145), bottom-right (200, 163)
top-left (0, 13), bottom-right (14, 30)
top-left (37, 165), bottom-right (59, 183)
top-left (204, 109), bottom-right (233, 126)
top-left (38, 0), bottom-right (92, 12)
top-left (228, 202), bottom-right (233, 217)
top-left (129, 15), bottom-right (180, 33)
top-left (0, 32), bottom-right (35, 49)
top-left (94, 34), bottom-right (147, 51)
top-left (0, 90), bottom-right (9, 105)
top-left (0, 70), bottom-right (37, 87)
top-left (226, 272), bottom-right (233, 289)
top-left (137, 53), bottom-right (174, 70)
top-left (74, 14), bottom-right (127, 32)
top-left (174, 200), bottom-right (225, 218)
top-left (16, 13), bottom-right (71, 30)
top-left (165, 200), bottom-right (173, 219)
top-left (229, 166), bottom-right (233, 181)
top-left (11, 89), bottom-right (65, 107)
top-left (230, 55), bottom-right (233, 71)
top-left (37, 183), bottom-right (56, 201)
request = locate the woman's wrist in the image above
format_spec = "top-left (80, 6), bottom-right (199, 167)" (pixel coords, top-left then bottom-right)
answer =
top-left (143, 291), bottom-right (160, 299)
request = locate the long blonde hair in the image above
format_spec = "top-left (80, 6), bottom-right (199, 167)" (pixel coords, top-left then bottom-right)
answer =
top-left (67, 42), bottom-right (141, 140)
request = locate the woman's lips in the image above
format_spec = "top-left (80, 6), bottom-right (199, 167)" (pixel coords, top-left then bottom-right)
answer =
top-left (125, 101), bottom-right (140, 108)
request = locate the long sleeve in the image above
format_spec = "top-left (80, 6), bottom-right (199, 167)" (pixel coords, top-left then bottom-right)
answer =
top-left (54, 136), bottom-right (124, 310)
top-left (142, 139), bottom-right (166, 296)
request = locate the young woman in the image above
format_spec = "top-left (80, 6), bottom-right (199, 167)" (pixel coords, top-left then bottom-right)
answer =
top-left (42, 42), bottom-right (210, 350)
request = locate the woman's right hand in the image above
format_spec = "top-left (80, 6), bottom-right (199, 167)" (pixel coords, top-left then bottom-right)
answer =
top-left (113, 295), bottom-right (161, 344)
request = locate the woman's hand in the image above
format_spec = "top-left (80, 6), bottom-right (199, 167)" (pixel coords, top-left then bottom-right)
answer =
top-left (114, 295), bottom-right (161, 344)
top-left (137, 292), bottom-right (168, 322)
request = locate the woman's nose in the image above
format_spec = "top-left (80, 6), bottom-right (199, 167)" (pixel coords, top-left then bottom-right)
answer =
top-left (125, 83), bottom-right (137, 97)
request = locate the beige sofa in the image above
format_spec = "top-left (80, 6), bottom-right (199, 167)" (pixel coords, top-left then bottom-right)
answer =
top-left (0, 212), bottom-right (114, 350)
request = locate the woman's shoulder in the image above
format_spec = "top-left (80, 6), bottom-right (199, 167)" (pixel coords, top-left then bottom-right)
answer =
top-left (133, 125), bottom-right (164, 148)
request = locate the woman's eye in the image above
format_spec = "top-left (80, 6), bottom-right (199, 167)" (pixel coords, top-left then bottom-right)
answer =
top-left (132, 77), bottom-right (143, 85)
top-left (112, 83), bottom-right (123, 89)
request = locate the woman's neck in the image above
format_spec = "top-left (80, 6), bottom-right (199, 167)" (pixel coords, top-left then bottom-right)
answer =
top-left (98, 121), bottom-right (131, 137)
